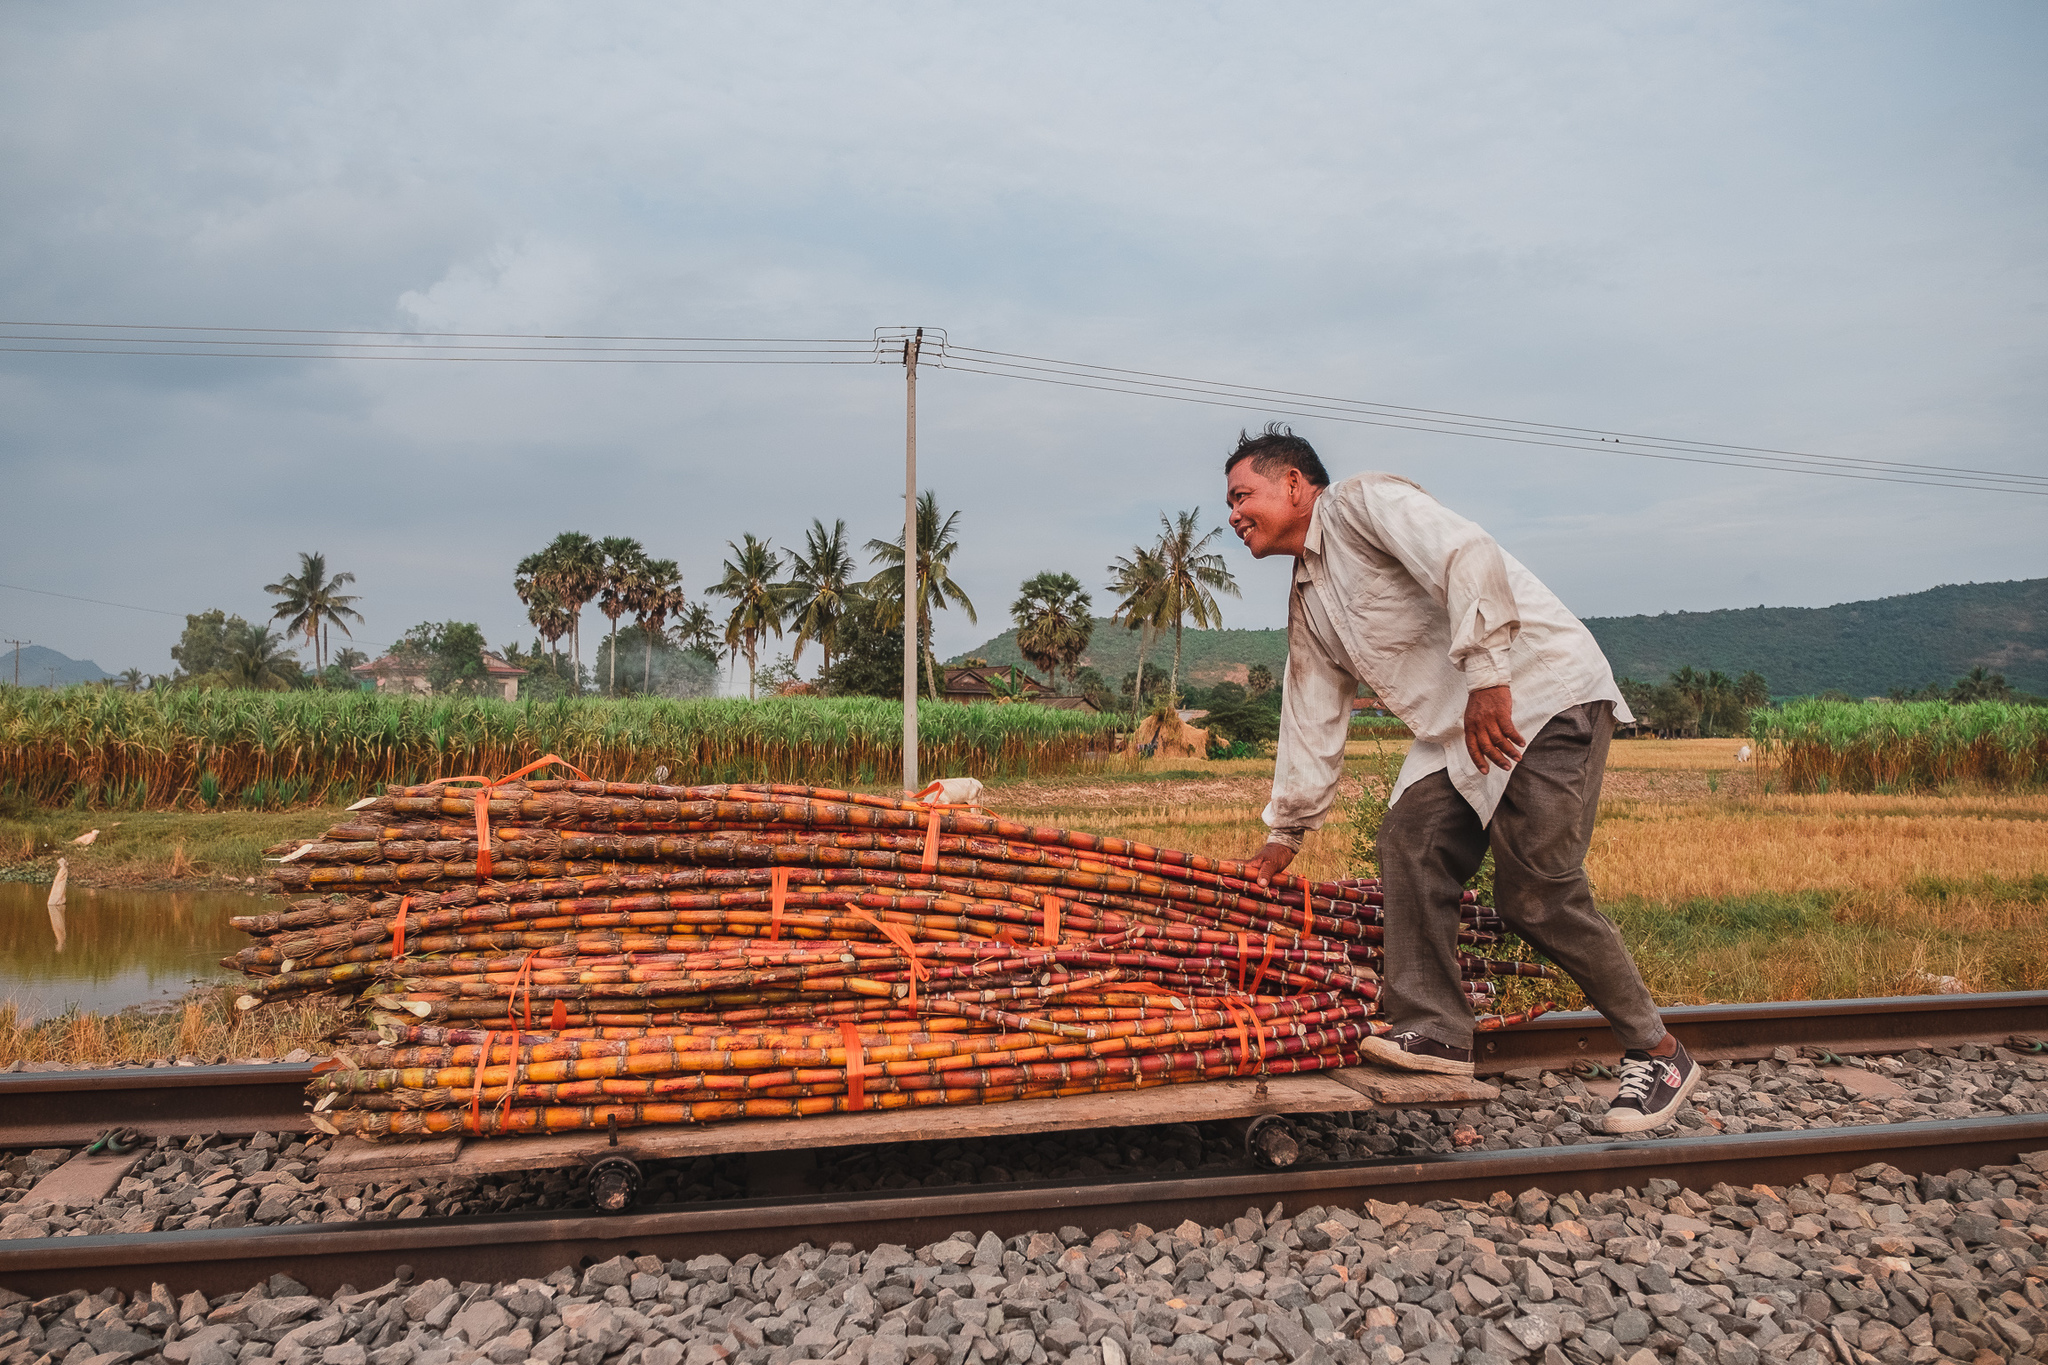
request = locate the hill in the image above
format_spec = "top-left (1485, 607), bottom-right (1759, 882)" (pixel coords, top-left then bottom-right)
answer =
top-left (1, 644), bottom-right (114, 688)
top-left (1583, 578), bottom-right (2048, 698)
top-left (954, 578), bottom-right (2048, 698)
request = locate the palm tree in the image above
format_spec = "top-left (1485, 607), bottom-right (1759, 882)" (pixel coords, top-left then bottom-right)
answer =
top-left (674, 601), bottom-right (719, 661)
top-left (225, 623), bottom-right (298, 691)
top-left (264, 552), bottom-right (364, 677)
top-left (629, 558), bottom-right (686, 693)
top-left (711, 535), bottom-right (786, 699)
top-left (518, 582), bottom-right (575, 678)
top-left (117, 667), bottom-right (146, 692)
top-left (595, 536), bottom-right (648, 696)
top-left (866, 491), bottom-right (977, 700)
top-left (1011, 571), bottom-right (1093, 692)
top-left (515, 533), bottom-right (604, 686)
top-left (1155, 509), bottom-right (1239, 702)
top-left (785, 519), bottom-right (859, 679)
top-left (1107, 545), bottom-right (1170, 713)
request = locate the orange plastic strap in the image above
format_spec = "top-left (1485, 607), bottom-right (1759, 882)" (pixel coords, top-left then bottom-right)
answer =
top-left (391, 896), bottom-right (411, 960)
top-left (840, 1022), bottom-right (865, 1113)
top-left (443, 755), bottom-right (591, 881)
top-left (1247, 933), bottom-right (1278, 997)
top-left (506, 950), bottom-right (539, 1030)
top-left (1223, 1000), bottom-right (1253, 1076)
top-left (921, 805), bottom-right (943, 872)
top-left (854, 911), bottom-right (928, 1009)
top-left (1042, 897), bottom-right (1061, 948)
top-left (1301, 880), bottom-right (1313, 935)
top-left (470, 1030), bottom-right (497, 1130)
top-left (768, 867), bottom-right (791, 942)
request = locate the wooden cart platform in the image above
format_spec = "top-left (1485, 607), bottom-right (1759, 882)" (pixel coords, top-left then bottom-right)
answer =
top-left (315, 1065), bottom-right (1495, 1190)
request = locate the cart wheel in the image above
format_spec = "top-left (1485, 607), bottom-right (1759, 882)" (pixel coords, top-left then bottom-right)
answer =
top-left (587, 1155), bottom-right (642, 1213)
top-left (1226, 1114), bottom-right (1301, 1169)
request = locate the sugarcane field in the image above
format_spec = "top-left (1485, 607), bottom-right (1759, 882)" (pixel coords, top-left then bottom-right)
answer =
top-left (6, 11), bottom-right (2048, 1365)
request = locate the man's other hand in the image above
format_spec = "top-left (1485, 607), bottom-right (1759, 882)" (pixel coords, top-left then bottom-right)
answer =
top-left (1248, 842), bottom-right (1295, 886)
top-left (1464, 685), bottom-right (1525, 774)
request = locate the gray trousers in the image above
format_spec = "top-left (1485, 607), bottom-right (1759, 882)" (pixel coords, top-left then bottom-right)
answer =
top-left (1376, 700), bottom-right (1665, 1051)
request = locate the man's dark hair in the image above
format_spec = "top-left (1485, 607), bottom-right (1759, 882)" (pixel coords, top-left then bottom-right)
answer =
top-left (1223, 423), bottom-right (1329, 487)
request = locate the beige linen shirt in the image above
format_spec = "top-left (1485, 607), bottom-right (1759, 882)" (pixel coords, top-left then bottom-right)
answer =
top-left (1262, 473), bottom-right (1630, 833)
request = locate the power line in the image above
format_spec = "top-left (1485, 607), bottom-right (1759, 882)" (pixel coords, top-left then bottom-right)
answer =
top-left (6, 319), bottom-right (2040, 495)
top-left (938, 354), bottom-right (2048, 497)
top-left (0, 581), bottom-right (394, 654)
top-left (944, 345), bottom-right (2048, 488)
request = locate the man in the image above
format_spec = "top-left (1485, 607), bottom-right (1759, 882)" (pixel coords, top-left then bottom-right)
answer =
top-left (1225, 425), bottom-right (1698, 1135)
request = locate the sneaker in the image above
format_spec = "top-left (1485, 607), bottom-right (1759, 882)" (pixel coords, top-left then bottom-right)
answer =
top-left (1358, 1030), bottom-right (1474, 1078)
top-left (1601, 1040), bottom-right (1702, 1134)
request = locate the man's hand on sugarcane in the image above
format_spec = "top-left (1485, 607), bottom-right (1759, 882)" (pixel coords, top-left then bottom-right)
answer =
top-left (1248, 842), bottom-right (1295, 886)
top-left (1464, 684), bottom-right (1525, 774)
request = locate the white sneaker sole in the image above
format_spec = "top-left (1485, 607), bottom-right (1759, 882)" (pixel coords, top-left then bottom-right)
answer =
top-left (1600, 1061), bottom-right (1704, 1135)
top-left (1357, 1035), bottom-right (1475, 1078)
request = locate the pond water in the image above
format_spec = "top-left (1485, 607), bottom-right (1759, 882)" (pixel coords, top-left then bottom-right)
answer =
top-left (0, 881), bottom-right (264, 1020)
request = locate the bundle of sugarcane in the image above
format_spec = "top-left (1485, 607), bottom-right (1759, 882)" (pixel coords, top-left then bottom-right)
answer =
top-left (238, 776), bottom-right (1556, 1138)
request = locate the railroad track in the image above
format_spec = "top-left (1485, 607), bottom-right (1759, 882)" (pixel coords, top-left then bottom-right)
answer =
top-left (3, 991), bottom-right (2043, 1298)
top-left (4, 1114), bottom-right (2045, 1298)
top-left (5, 991), bottom-right (2041, 1148)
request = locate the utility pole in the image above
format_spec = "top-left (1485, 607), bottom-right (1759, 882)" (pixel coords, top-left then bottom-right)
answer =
top-left (4, 640), bottom-right (26, 687)
top-left (902, 328), bottom-right (923, 794)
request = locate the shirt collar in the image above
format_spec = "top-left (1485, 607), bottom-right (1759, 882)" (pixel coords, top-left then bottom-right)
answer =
top-left (1294, 496), bottom-right (1326, 580)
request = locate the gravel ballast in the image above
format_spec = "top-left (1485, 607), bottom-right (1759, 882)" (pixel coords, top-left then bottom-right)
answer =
top-left (4, 1148), bottom-right (2047, 1365)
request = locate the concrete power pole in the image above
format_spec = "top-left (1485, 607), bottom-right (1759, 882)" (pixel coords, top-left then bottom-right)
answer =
top-left (901, 328), bottom-right (923, 794)
top-left (5, 639), bottom-right (27, 687)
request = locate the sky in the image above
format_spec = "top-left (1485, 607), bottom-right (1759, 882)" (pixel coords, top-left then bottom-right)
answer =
top-left (2, 3), bottom-right (2044, 683)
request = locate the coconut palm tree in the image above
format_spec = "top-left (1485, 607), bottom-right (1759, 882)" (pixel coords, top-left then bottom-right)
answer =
top-left (674, 600), bottom-right (719, 662)
top-left (117, 667), bottom-right (146, 693)
top-left (1011, 571), bottom-right (1093, 692)
top-left (224, 623), bottom-right (298, 691)
top-left (629, 558), bottom-right (686, 693)
top-left (865, 491), bottom-right (977, 700)
top-left (1155, 509), bottom-right (1239, 702)
top-left (595, 536), bottom-right (648, 696)
top-left (711, 535), bottom-right (786, 699)
top-left (1107, 545), bottom-right (1170, 713)
top-left (785, 518), bottom-right (859, 679)
top-left (264, 552), bottom-right (364, 677)
top-left (515, 532), bottom-right (603, 686)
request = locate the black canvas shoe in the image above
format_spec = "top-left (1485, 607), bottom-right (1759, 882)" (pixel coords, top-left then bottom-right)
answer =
top-left (1601, 1040), bottom-right (1702, 1134)
top-left (1358, 1030), bottom-right (1474, 1078)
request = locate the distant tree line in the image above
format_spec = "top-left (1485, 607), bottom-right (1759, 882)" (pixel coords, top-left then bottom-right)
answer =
top-left (1617, 667), bottom-right (1771, 738)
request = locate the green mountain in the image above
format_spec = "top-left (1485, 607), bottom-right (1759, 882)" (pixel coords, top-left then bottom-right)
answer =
top-left (954, 578), bottom-right (2048, 698)
top-left (1583, 578), bottom-right (2048, 698)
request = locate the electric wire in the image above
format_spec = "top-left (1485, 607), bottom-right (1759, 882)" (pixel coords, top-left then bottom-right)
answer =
top-left (6, 321), bottom-right (2039, 496)
top-left (944, 345), bottom-right (2048, 488)
top-left (941, 361), bottom-right (2046, 497)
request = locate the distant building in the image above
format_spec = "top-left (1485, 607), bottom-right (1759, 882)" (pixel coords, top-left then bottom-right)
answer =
top-left (940, 665), bottom-right (1099, 712)
top-left (352, 651), bottom-right (527, 703)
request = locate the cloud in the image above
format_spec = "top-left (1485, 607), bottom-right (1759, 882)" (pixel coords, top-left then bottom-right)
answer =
top-left (1, 2), bottom-right (2043, 675)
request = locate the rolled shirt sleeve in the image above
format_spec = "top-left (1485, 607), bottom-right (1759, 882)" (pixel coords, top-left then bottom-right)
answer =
top-left (1363, 482), bottom-right (1521, 693)
top-left (1262, 579), bottom-right (1357, 836)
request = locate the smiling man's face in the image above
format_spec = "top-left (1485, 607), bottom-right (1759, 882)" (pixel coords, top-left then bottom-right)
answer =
top-left (1226, 459), bottom-right (1319, 559)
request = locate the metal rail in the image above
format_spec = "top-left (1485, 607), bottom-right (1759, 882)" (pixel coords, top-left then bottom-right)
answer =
top-left (2, 993), bottom-right (2040, 1149)
top-left (4, 1113), bottom-right (2045, 1299)
top-left (1475, 991), bottom-right (2048, 1072)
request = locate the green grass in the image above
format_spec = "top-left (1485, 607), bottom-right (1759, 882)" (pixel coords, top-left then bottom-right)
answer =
top-left (1751, 698), bottom-right (2048, 792)
top-left (0, 687), bottom-right (1122, 810)
top-left (0, 808), bottom-right (330, 882)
